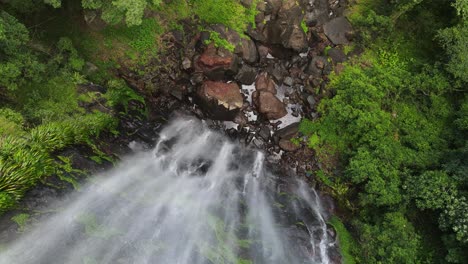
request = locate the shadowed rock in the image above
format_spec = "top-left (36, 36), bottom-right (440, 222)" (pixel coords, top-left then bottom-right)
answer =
top-left (196, 44), bottom-right (239, 80)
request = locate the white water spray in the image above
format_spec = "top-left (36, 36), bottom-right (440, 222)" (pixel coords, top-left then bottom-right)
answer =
top-left (0, 118), bottom-right (332, 264)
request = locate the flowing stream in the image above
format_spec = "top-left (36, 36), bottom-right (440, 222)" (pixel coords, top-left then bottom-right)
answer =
top-left (0, 118), bottom-right (333, 264)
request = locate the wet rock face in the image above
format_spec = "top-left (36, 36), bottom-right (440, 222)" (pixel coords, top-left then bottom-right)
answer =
top-left (197, 81), bottom-right (243, 120)
top-left (253, 90), bottom-right (287, 120)
top-left (196, 44), bottom-right (239, 80)
top-left (323, 17), bottom-right (353, 45)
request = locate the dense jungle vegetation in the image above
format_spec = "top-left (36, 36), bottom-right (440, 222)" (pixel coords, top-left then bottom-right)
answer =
top-left (0, 0), bottom-right (467, 263)
top-left (300, 0), bottom-right (468, 262)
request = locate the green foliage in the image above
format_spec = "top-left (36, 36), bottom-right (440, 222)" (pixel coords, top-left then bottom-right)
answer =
top-left (206, 31), bottom-right (235, 52)
top-left (102, 18), bottom-right (163, 63)
top-left (358, 212), bottom-right (422, 263)
top-left (0, 108), bottom-right (24, 137)
top-left (193, 0), bottom-right (254, 35)
top-left (438, 22), bottom-right (468, 83)
top-left (328, 216), bottom-right (358, 264)
top-left (0, 11), bottom-right (44, 91)
top-left (105, 78), bottom-right (145, 114)
top-left (11, 213), bottom-right (30, 232)
top-left (301, 20), bottom-right (308, 33)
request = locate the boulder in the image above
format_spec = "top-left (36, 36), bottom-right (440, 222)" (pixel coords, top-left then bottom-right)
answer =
top-left (255, 73), bottom-right (277, 94)
top-left (196, 44), bottom-right (239, 80)
top-left (239, 38), bottom-right (259, 64)
top-left (253, 91), bottom-right (287, 120)
top-left (305, 56), bottom-right (328, 77)
top-left (235, 64), bottom-right (257, 85)
top-left (264, 0), bottom-right (283, 15)
top-left (197, 81), bottom-right (243, 120)
top-left (279, 138), bottom-right (300, 152)
top-left (328, 48), bottom-right (347, 64)
top-left (263, 0), bottom-right (308, 52)
top-left (323, 17), bottom-right (353, 45)
top-left (273, 122), bottom-right (299, 142)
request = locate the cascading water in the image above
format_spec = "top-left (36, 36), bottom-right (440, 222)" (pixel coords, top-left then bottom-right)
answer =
top-left (0, 118), bottom-right (333, 264)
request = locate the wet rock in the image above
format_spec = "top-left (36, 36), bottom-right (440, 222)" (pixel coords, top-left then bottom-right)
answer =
top-left (307, 95), bottom-right (316, 108)
top-left (255, 73), bottom-right (277, 94)
top-left (239, 38), bottom-right (259, 64)
top-left (279, 138), bottom-right (300, 152)
top-left (191, 72), bottom-right (204, 85)
top-left (258, 125), bottom-right (271, 141)
top-left (305, 56), bottom-right (328, 77)
top-left (264, 0), bottom-right (283, 15)
top-left (235, 64), bottom-right (257, 85)
top-left (253, 91), bottom-right (287, 120)
top-left (257, 45), bottom-right (270, 59)
top-left (274, 122), bottom-right (299, 143)
top-left (182, 57), bottom-right (192, 70)
top-left (252, 137), bottom-right (266, 148)
top-left (304, 0), bottom-right (330, 26)
top-left (77, 83), bottom-right (107, 94)
top-left (283, 76), bottom-right (294, 87)
top-left (197, 81), bottom-right (243, 120)
top-left (196, 44), bottom-right (239, 80)
top-left (269, 62), bottom-right (288, 84)
top-left (323, 17), bottom-right (353, 45)
top-left (264, 0), bottom-right (308, 52)
top-left (328, 48), bottom-right (347, 64)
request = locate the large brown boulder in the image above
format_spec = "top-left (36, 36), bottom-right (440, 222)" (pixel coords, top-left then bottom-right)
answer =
top-left (252, 90), bottom-right (287, 120)
top-left (197, 81), bottom-right (243, 120)
top-left (196, 44), bottom-right (239, 80)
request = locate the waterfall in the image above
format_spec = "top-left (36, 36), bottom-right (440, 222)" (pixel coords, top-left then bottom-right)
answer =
top-left (0, 118), bottom-right (332, 264)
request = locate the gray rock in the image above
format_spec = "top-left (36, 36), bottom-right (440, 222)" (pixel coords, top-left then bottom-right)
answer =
top-left (182, 57), bottom-right (192, 70)
top-left (274, 122), bottom-right (299, 140)
top-left (323, 17), bottom-right (353, 45)
top-left (283, 76), bottom-right (294, 87)
top-left (327, 48), bottom-right (347, 63)
top-left (236, 64), bottom-right (257, 85)
top-left (258, 126), bottom-right (271, 141)
top-left (307, 95), bottom-right (316, 108)
top-left (305, 56), bottom-right (327, 77)
top-left (239, 38), bottom-right (259, 64)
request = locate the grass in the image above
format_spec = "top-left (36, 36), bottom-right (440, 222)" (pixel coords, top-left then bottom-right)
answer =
top-left (328, 216), bottom-right (358, 264)
top-left (11, 213), bottom-right (30, 232)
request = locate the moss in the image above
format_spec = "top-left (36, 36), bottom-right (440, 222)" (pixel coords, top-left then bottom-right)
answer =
top-left (205, 31), bottom-right (236, 52)
top-left (193, 0), bottom-right (254, 35)
top-left (11, 213), bottom-right (30, 232)
top-left (328, 216), bottom-right (358, 264)
top-left (301, 19), bottom-right (308, 33)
